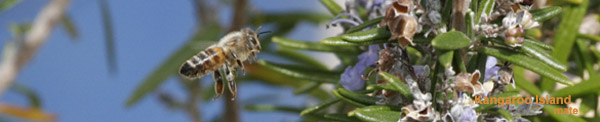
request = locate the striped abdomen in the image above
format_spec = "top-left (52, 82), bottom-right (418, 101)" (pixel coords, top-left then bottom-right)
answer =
top-left (179, 47), bottom-right (227, 79)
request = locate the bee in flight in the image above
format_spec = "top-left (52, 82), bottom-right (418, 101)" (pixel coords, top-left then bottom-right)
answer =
top-left (179, 27), bottom-right (269, 101)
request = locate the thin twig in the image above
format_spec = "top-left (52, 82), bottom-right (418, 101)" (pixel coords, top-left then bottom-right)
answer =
top-left (223, 0), bottom-right (248, 122)
top-left (0, 0), bottom-right (71, 96)
top-left (185, 80), bottom-right (202, 122)
top-left (452, 0), bottom-right (470, 32)
top-left (228, 0), bottom-right (247, 32)
top-left (193, 0), bottom-right (217, 26)
top-left (178, 0), bottom-right (221, 121)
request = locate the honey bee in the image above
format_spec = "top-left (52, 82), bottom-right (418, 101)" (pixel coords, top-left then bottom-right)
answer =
top-left (362, 46), bottom-right (403, 80)
top-left (363, 46), bottom-right (418, 99)
top-left (179, 27), bottom-right (268, 101)
top-left (490, 64), bottom-right (515, 95)
top-left (367, 47), bottom-right (404, 99)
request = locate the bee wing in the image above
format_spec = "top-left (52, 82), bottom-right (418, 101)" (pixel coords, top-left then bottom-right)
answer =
top-left (191, 41), bottom-right (218, 50)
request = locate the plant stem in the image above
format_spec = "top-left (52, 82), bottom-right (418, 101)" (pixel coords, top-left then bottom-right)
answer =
top-left (186, 80), bottom-right (202, 122)
top-left (0, 0), bottom-right (71, 96)
top-left (222, 0), bottom-right (247, 122)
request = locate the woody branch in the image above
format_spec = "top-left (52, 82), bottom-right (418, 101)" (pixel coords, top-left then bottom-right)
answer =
top-left (0, 0), bottom-right (71, 96)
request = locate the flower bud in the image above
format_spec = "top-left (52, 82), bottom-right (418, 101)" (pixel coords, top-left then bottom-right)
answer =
top-left (520, 10), bottom-right (539, 29)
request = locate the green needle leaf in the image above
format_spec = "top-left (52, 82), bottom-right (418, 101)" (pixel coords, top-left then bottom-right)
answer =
top-left (348, 106), bottom-right (394, 116)
top-left (125, 25), bottom-right (221, 107)
top-left (100, 0), bottom-right (117, 73)
top-left (525, 28), bottom-right (542, 39)
top-left (378, 72), bottom-right (412, 99)
top-left (272, 37), bottom-right (362, 54)
top-left (479, 47), bottom-right (574, 86)
top-left (551, 0), bottom-right (588, 64)
top-left (11, 83), bottom-right (41, 108)
top-left (257, 60), bottom-right (340, 83)
top-left (575, 39), bottom-right (596, 78)
top-left (551, 79), bottom-right (600, 97)
top-left (341, 27), bottom-right (391, 42)
top-left (275, 48), bottom-right (328, 70)
top-left (246, 63), bottom-right (331, 100)
top-left (324, 114), bottom-right (361, 122)
top-left (486, 38), bottom-right (564, 71)
top-left (578, 33), bottom-right (600, 42)
top-left (524, 38), bottom-right (554, 51)
top-left (60, 15), bottom-right (79, 40)
top-left (349, 106), bottom-right (402, 122)
top-left (543, 0), bottom-right (588, 92)
top-left (543, 104), bottom-right (586, 122)
top-left (0, 0), bottom-right (21, 12)
top-left (431, 31), bottom-right (472, 50)
top-left (250, 12), bottom-right (331, 37)
top-left (300, 98), bottom-right (340, 116)
top-left (496, 109), bottom-right (514, 122)
top-left (294, 82), bottom-right (322, 95)
top-left (319, 0), bottom-right (343, 15)
top-left (438, 51), bottom-right (454, 69)
top-left (335, 88), bottom-right (378, 106)
top-left (346, 17), bottom-right (383, 33)
top-left (530, 6), bottom-right (562, 22)
top-left (332, 89), bottom-right (366, 107)
top-left (352, 110), bottom-right (401, 122)
top-left (453, 50), bottom-right (467, 72)
top-left (321, 36), bottom-right (389, 46)
top-left (245, 104), bottom-right (303, 113)
top-left (519, 40), bottom-right (567, 71)
top-left (476, 0), bottom-right (495, 24)
top-left (465, 11), bottom-right (475, 37)
top-left (366, 84), bottom-right (398, 91)
top-left (513, 66), bottom-right (542, 95)
top-left (590, 46), bottom-right (600, 65)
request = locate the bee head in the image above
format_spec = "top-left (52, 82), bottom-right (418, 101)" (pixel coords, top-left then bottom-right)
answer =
top-left (256, 27), bottom-right (272, 38)
top-left (245, 26), bottom-right (271, 51)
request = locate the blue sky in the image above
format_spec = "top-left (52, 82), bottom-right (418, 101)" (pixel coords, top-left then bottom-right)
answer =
top-left (0, 0), bottom-right (338, 121)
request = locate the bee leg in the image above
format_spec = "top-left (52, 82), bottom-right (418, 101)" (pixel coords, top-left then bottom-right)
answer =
top-left (238, 60), bottom-right (245, 75)
top-left (248, 52), bottom-right (255, 63)
top-left (251, 52), bottom-right (258, 62)
top-left (246, 44), bottom-right (258, 63)
top-left (212, 70), bottom-right (225, 100)
top-left (225, 65), bottom-right (238, 101)
top-left (230, 51), bottom-right (245, 75)
top-left (361, 68), bottom-right (379, 80)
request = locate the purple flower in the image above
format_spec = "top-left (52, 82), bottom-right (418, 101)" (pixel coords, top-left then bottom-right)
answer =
top-left (484, 56), bottom-right (500, 82)
top-left (327, 13), bottom-right (363, 28)
top-left (340, 66), bottom-right (363, 91)
top-left (327, 18), bottom-right (361, 27)
top-left (412, 65), bottom-right (430, 79)
top-left (340, 45), bottom-right (380, 91)
top-left (356, 45), bottom-right (380, 68)
top-left (458, 107), bottom-right (478, 122)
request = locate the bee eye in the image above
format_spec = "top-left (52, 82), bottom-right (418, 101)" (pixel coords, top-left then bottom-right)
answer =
top-left (250, 37), bottom-right (258, 45)
top-left (520, 0), bottom-right (533, 6)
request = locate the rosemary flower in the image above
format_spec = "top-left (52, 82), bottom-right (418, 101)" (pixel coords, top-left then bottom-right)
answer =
top-left (340, 45), bottom-right (380, 91)
top-left (484, 56), bottom-right (500, 82)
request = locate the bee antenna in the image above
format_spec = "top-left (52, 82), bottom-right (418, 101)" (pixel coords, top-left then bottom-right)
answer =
top-left (361, 68), bottom-right (378, 80)
top-left (256, 26), bottom-right (262, 32)
top-left (257, 31), bottom-right (272, 37)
